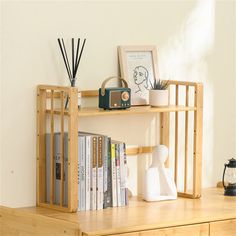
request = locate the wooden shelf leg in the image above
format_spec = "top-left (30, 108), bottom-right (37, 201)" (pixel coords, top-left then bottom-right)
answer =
top-left (193, 84), bottom-right (203, 198)
top-left (160, 112), bottom-right (170, 167)
top-left (184, 86), bottom-right (189, 193)
top-left (37, 88), bottom-right (47, 205)
top-left (68, 87), bottom-right (79, 212)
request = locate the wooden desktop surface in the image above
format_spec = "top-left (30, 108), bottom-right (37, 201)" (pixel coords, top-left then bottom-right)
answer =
top-left (1, 188), bottom-right (236, 236)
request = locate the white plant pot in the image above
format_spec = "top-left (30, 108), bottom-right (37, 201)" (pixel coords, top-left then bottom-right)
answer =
top-left (149, 89), bottom-right (169, 107)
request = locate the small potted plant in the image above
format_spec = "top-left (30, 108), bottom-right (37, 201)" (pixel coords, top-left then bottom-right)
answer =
top-left (149, 79), bottom-right (169, 107)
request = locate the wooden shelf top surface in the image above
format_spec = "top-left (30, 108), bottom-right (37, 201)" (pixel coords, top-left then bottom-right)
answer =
top-left (46, 105), bottom-right (196, 117)
top-left (2, 188), bottom-right (236, 236)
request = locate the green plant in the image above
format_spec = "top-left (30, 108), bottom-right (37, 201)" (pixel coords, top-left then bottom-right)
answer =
top-left (150, 79), bottom-right (169, 90)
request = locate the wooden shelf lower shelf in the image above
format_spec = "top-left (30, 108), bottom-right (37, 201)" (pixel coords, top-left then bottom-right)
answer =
top-left (46, 105), bottom-right (196, 117)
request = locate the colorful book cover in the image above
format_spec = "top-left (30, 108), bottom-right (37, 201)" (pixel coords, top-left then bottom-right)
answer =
top-left (97, 136), bottom-right (104, 210)
top-left (78, 135), bottom-right (82, 211)
top-left (103, 136), bottom-right (112, 208)
top-left (106, 137), bottom-right (112, 208)
top-left (79, 135), bottom-right (86, 211)
top-left (111, 142), bottom-right (117, 207)
top-left (115, 143), bottom-right (121, 207)
top-left (119, 142), bottom-right (126, 206)
top-left (123, 143), bottom-right (128, 205)
top-left (85, 135), bottom-right (91, 211)
top-left (91, 136), bottom-right (97, 210)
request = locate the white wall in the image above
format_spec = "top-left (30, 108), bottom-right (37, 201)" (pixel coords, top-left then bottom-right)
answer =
top-left (0, 0), bottom-right (3, 204)
top-left (210, 0), bottom-right (236, 184)
top-left (0, 0), bottom-right (235, 207)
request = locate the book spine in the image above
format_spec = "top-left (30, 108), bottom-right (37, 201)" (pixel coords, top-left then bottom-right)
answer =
top-left (111, 143), bottom-right (117, 207)
top-left (54, 133), bottom-right (61, 205)
top-left (97, 136), bottom-right (104, 210)
top-left (85, 136), bottom-right (91, 211)
top-left (103, 136), bottom-right (108, 209)
top-left (80, 136), bottom-right (86, 211)
top-left (78, 135), bottom-right (82, 211)
top-left (115, 143), bottom-right (121, 207)
top-left (106, 137), bottom-right (112, 208)
top-left (64, 133), bottom-right (68, 207)
top-left (91, 137), bottom-right (97, 210)
top-left (46, 133), bottom-right (68, 206)
top-left (46, 134), bottom-right (50, 203)
top-left (123, 143), bottom-right (128, 205)
top-left (119, 142), bottom-right (125, 207)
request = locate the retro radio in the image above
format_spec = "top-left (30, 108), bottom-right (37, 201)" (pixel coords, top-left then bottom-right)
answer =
top-left (99, 76), bottom-right (131, 110)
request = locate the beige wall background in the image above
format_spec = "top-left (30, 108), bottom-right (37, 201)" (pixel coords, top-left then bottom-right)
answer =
top-left (0, 0), bottom-right (235, 207)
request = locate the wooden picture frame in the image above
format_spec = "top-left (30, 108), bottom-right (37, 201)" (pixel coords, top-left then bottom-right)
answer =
top-left (118, 45), bottom-right (159, 106)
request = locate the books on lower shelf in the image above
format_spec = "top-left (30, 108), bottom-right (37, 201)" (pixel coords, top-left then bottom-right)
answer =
top-left (46, 131), bottom-right (128, 211)
top-left (46, 133), bottom-right (68, 206)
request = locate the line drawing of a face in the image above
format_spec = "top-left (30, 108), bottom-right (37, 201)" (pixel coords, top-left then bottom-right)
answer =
top-left (133, 66), bottom-right (149, 94)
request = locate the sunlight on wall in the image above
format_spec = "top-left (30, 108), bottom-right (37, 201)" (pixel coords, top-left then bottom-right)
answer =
top-left (159, 0), bottom-right (215, 81)
top-left (158, 0), bottom-right (215, 189)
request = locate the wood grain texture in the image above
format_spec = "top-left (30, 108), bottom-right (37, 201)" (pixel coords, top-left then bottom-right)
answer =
top-left (175, 85), bottom-right (179, 185)
top-left (193, 83), bottom-right (203, 198)
top-left (60, 91), bottom-right (65, 206)
top-left (36, 88), bottom-right (47, 205)
top-left (167, 81), bottom-right (198, 86)
top-left (68, 87), bottom-right (79, 212)
top-left (139, 223), bottom-right (209, 236)
top-left (109, 233), bottom-right (139, 236)
top-left (81, 90), bottom-right (98, 97)
top-left (160, 112), bottom-right (170, 167)
top-left (5, 188), bottom-right (235, 236)
top-left (0, 206), bottom-right (80, 236)
top-left (45, 105), bottom-right (196, 117)
top-left (210, 219), bottom-right (236, 236)
top-left (184, 86), bottom-right (189, 192)
top-left (126, 146), bottom-right (155, 155)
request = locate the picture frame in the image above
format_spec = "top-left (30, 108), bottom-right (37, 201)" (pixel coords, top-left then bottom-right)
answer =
top-left (118, 45), bottom-right (159, 106)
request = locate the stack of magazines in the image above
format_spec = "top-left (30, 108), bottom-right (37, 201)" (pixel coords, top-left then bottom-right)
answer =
top-left (46, 131), bottom-right (128, 211)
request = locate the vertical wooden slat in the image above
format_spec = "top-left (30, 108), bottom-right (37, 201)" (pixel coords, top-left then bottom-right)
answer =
top-left (60, 91), bottom-right (65, 206)
top-left (174, 85), bottom-right (179, 185)
top-left (193, 83), bottom-right (203, 198)
top-left (184, 86), bottom-right (189, 192)
top-left (36, 88), bottom-right (47, 205)
top-left (67, 87), bottom-right (78, 212)
top-left (50, 90), bottom-right (54, 204)
top-left (160, 112), bottom-right (170, 167)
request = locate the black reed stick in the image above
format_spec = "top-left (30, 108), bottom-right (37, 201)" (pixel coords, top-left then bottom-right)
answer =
top-left (57, 39), bottom-right (71, 82)
top-left (72, 38), bottom-right (75, 78)
top-left (74, 38), bottom-right (80, 77)
top-left (75, 38), bottom-right (86, 74)
top-left (61, 38), bottom-right (73, 80)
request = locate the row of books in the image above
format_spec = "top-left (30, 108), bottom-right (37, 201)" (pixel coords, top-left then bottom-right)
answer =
top-left (46, 132), bottom-right (128, 211)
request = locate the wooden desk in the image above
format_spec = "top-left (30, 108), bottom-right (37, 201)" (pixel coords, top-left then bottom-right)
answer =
top-left (1, 188), bottom-right (236, 236)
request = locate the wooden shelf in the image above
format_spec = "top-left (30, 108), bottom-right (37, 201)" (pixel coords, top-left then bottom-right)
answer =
top-left (37, 81), bottom-right (203, 213)
top-left (46, 105), bottom-right (196, 117)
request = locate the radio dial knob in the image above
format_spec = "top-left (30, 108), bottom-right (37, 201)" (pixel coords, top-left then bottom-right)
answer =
top-left (121, 91), bottom-right (129, 101)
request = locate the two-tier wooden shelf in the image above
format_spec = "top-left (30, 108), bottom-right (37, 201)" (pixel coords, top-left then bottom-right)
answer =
top-left (36, 80), bottom-right (203, 212)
